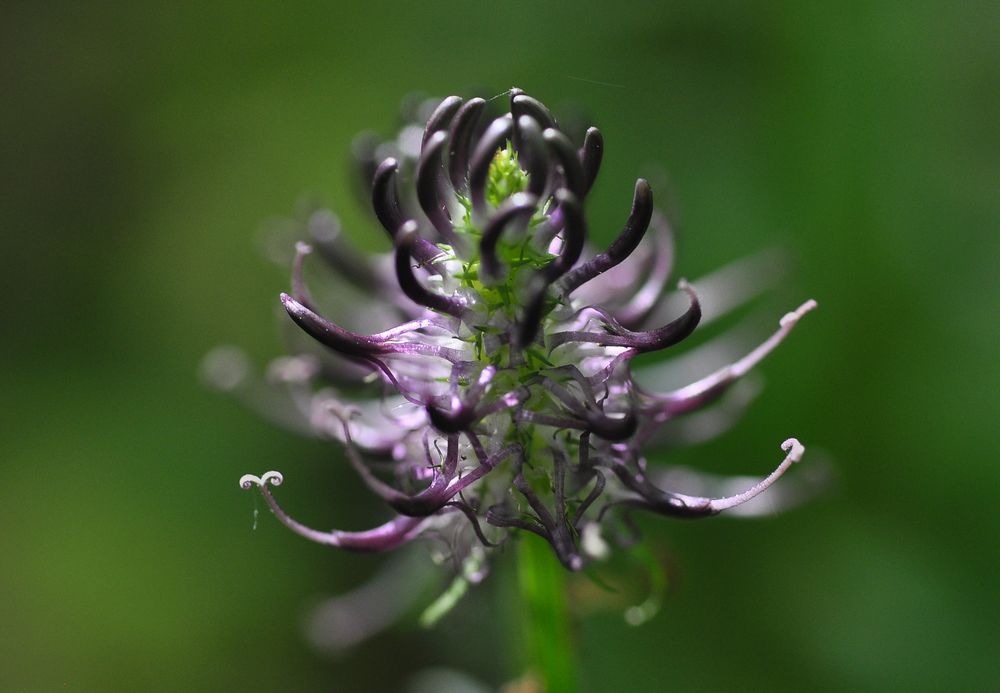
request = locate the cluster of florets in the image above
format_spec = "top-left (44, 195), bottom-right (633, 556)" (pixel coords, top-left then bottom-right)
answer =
top-left (225, 89), bottom-right (816, 573)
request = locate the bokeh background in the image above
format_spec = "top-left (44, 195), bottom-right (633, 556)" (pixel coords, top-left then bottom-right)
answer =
top-left (3, 1), bottom-right (998, 690)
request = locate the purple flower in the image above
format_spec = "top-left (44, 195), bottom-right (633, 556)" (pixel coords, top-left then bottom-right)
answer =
top-left (219, 89), bottom-right (817, 575)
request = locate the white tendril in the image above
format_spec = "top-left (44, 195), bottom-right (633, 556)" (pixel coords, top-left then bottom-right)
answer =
top-left (708, 438), bottom-right (805, 512)
top-left (781, 437), bottom-right (806, 463)
top-left (780, 299), bottom-right (818, 328)
top-left (239, 470), bottom-right (285, 490)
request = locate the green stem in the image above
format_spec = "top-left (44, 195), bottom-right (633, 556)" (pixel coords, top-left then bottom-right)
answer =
top-left (518, 535), bottom-right (577, 693)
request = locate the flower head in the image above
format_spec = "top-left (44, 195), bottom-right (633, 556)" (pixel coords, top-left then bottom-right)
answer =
top-left (223, 88), bottom-right (817, 574)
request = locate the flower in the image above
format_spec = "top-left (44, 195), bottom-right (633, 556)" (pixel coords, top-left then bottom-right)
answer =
top-left (222, 88), bottom-right (817, 576)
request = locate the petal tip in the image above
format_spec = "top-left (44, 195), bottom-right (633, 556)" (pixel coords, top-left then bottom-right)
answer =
top-left (239, 470), bottom-right (284, 490)
top-left (781, 438), bottom-right (805, 463)
top-left (780, 299), bottom-right (818, 327)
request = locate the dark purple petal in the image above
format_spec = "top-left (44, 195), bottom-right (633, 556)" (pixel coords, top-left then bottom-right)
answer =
top-left (280, 293), bottom-right (463, 363)
top-left (518, 189), bottom-right (586, 346)
top-left (513, 465), bottom-right (555, 530)
top-left (580, 127), bottom-right (604, 194)
top-left (421, 95), bottom-right (463, 148)
top-left (443, 501), bottom-right (502, 547)
top-left (572, 470), bottom-right (606, 528)
top-left (372, 160), bottom-right (444, 272)
top-left (514, 115), bottom-right (551, 198)
top-left (468, 116), bottom-right (514, 215)
top-left (485, 507), bottom-right (547, 538)
top-left (559, 178), bottom-right (652, 295)
top-left (394, 221), bottom-right (468, 319)
top-left (548, 281), bottom-right (701, 353)
top-left (447, 97), bottom-right (486, 192)
top-left (543, 128), bottom-right (586, 199)
top-left (478, 192), bottom-right (537, 283)
top-left (372, 158), bottom-right (405, 238)
top-left (427, 366), bottom-right (496, 432)
top-left (544, 189), bottom-right (586, 279)
top-left (613, 210), bottom-right (675, 327)
top-left (281, 293), bottom-right (391, 358)
top-left (512, 93), bottom-right (556, 131)
top-left (538, 373), bottom-right (636, 441)
top-left (416, 131), bottom-right (460, 246)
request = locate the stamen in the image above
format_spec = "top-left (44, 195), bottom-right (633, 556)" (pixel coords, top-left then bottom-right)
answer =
top-left (542, 364), bottom-right (600, 406)
top-left (365, 357), bottom-right (434, 407)
top-left (584, 348), bottom-right (639, 391)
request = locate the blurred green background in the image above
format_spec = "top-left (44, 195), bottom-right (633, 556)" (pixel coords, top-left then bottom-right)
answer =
top-left (3, 1), bottom-right (998, 690)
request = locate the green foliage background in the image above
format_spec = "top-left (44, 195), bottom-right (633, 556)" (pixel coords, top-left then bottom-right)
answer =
top-left (2, 2), bottom-right (998, 690)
